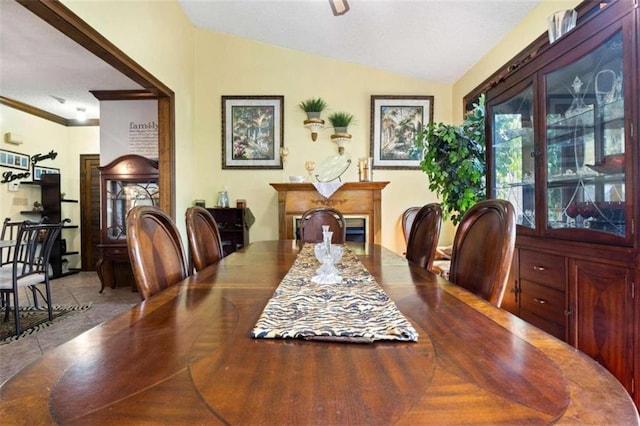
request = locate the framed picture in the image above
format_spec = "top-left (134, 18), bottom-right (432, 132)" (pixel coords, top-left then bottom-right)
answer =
top-left (370, 95), bottom-right (434, 169)
top-left (0, 149), bottom-right (30, 171)
top-left (222, 96), bottom-right (284, 169)
top-left (32, 165), bottom-right (60, 181)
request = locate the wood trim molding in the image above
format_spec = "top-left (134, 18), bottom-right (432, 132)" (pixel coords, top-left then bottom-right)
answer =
top-left (158, 97), bottom-right (175, 215)
top-left (1, 95), bottom-right (65, 126)
top-left (14, 0), bottom-right (176, 217)
top-left (16, 0), bottom-right (171, 96)
top-left (90, 90), bottom-right (158, 101)
top-left (463, 0), bottom-right (610, 109)
top-left (0, 96), bottom-right (100, 127)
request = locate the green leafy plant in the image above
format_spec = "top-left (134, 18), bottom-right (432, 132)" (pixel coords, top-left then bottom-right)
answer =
top-left (298, 97), bottom-right (328, 113)
top-left (327, 111), bottom-right (355, 129)
top-left (415, 95), bottom-right (486, 225)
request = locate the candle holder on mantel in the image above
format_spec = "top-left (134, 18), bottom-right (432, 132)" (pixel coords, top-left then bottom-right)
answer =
top-left (304, 161), bottom-right (316, 182)
top-left (279, 147), bottom-right (289, 182)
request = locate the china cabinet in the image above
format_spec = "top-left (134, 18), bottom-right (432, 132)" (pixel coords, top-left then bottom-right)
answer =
top-left (97, 155), bottom-right (159, 293)
top-left (486, 0), bottom-right (638, 405)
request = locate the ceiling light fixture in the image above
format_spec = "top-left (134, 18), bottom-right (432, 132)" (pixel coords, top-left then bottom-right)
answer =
top-left (76, 107), bottom-right (86, 121)
top-left (329, 0), bottom-right (349, 16)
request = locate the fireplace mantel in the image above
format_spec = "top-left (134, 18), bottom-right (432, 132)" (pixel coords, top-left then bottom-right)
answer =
top-left (270, 182), bottom-right (389, 244)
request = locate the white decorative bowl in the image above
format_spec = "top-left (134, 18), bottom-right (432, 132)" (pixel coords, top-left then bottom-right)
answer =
top-left (289, 175), bottom-right (305, 183)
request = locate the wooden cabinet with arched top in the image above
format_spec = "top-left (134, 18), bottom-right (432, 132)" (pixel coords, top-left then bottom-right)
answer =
top-left (97, 154), bottom-right (159, 293)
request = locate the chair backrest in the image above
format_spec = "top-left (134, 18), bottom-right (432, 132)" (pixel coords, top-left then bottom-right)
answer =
top-left (185, 206), bottom-right (224, 272)
top-left (405, 203), bottom-right (442, 270)
top-left (11, 221), bottom-right (62, 281)
top-left (299, 207), bottom-right (346, 244)
top-left (1, 217), bottom-right (21, 240)
top-left (126, 206), bottom-right (189, 301)
top-left (1, 218), bottom-right (24, 266)
top-left (448, 199), bottom-right (516, 307)
top-left (401, 207), bottom-right (421, 246)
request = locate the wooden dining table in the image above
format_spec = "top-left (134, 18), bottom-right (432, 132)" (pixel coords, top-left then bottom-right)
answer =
top-left (0, 240), bottom-right (637, 424)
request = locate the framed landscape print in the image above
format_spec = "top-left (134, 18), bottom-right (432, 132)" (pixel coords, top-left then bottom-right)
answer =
top-left (370, 95), bottom-right (434, 169)
top-left (0, 149), bottom-right (30, 171)
top-left (222, 96), bottom-right (284, 169)
top-left (32, 165), bottom-right (60, 181)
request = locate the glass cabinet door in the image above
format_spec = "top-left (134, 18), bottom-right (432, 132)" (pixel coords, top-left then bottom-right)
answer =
top-left (490, 84), bottom-right (536, 229)
top-left (544, 31), bottom-right (625, 239)
top-left (105, 179), bottom-right (160, 241)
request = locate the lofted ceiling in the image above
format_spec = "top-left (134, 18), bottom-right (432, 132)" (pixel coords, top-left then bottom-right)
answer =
top-left (0, 0), bottom-right (143, 122)
top-left (0, 0), bottom-right (542, 123)
top-left (178, 0), bottom-right (542, 83)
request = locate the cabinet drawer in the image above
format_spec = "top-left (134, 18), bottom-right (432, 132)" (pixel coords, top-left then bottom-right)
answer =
top-left (519, 250), bottom-right (565, 290)
top-left (520, 310), bottom-right (565, 341)
top-left (101, 247), bottom-right (130, 262)
top-left (520, 279), bottom-right (565, 326)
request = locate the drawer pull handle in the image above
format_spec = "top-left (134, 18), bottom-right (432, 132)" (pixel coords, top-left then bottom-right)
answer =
top-left (533, 265), bottom-right (545, 271)
top-left (534, 298), bottom-right (548, 304)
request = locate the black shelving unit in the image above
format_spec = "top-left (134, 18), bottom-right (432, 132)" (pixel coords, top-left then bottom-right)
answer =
top-left (21, 174), bottom-right (80, 278)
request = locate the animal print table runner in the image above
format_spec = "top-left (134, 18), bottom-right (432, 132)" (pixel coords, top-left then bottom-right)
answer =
top-left (251, 244), bottom-right (418, 342)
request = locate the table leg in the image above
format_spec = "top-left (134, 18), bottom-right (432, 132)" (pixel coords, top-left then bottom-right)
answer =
top-left (96, 257), bottom-right (115, 293)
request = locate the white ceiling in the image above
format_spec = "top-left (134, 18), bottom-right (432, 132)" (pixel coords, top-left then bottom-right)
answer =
top-left (0, 0), bottom-right (542, 122)
top-left (0, 0), bottom-right (143, 121)
top-left (178, 0), bottom-right (541, 83)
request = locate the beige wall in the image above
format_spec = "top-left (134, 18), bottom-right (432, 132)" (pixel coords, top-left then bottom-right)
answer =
top-left (7, 0), bottom-right (573, 255)
top-left (61, 0), bottom-right (196, 238)
top-left (453, 0), bottom-right (582, 123)
top-left (194, 30), bottom-right (455, 252)
top-left (0, 105), bottom-right (99, 268)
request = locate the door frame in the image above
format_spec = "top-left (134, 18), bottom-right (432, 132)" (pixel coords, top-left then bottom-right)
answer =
top-left (14, 0), bottom-right (175, 216)
top-left (79, 154), bottom-right (100, 270)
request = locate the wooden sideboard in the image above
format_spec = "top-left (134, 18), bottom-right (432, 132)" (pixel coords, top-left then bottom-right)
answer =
top-left (206, 207), bottom-right (254, 257)
top-left (270, 182), bottom-right (389, 244)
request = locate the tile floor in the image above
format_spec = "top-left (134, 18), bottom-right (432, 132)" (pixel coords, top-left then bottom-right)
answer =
top-left (0, 271), bottom-right (140, 386)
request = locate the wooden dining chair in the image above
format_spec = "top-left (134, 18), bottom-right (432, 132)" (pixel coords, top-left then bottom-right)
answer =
top-left (0, 221), bottom-right (62, 336)
top-left (401, 207), bottom-right (421, 246)
top-left (299, 207), bottom-right (347, 244)
top-left (185, 206), bottom-right (224, 272)
top-left (405, 203), bottom-right (442, 271)
top-left (448, 199), bottom-right (516, 308)
top-left (126, 206), bottom-right (189, 301)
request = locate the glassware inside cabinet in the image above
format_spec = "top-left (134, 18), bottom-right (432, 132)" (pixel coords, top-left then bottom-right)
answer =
top-left (491, 84), bottom-right (535, 229)
top-left (545, 31), bottom-right (625, 237)
top-left (105, 179), bottom-right (160, 240)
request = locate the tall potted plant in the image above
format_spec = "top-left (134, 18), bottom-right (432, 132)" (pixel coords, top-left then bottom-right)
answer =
top-left (415, 95), bottom-right (486, 225)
